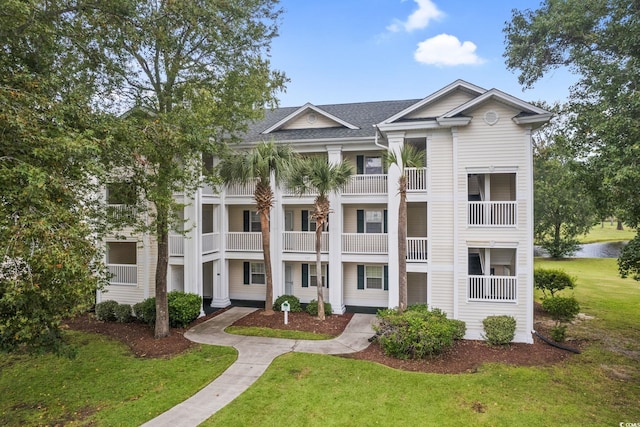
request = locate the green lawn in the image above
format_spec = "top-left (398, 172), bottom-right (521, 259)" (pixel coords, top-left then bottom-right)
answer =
top-left (4, 259), bottom-right (640, 426)
top-left (581, 222), bottom-right (636, 243)
top-left (0, 335), bottom-right (236, 426)
top-left (203, 258), bottom-right (640, 426)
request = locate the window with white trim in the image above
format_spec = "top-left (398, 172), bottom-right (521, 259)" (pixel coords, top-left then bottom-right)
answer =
top-left (365, 156), bottom-right (383, 174)
top-left (250, 211), bottom-right (261, 232)
top-left (365, 210), bottom-right (383, 233)
top-left (250, 262), bottom-right (265, 285)
top-left (365, 265), bottom-right (383, 290)
top-left (309, 264), bottom-right (326, 287)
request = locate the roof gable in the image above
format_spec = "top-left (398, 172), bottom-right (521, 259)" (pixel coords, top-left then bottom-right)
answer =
top-left (381, 79), bottom-right (486, 124)
top-left (262, 103), bottom-right (359, 134)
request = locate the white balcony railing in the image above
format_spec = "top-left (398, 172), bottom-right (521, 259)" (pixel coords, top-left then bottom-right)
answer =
top-left (343, 174), bottom-right (387, 195)
top-left (169, 234), bottom-right (184, 256)
top-left (201, 183), bottom-right (216, 196)
top-left (225, 180), bottom-right (256, 197)
top-left (468, 275), bottom-right (517, 302)
top-left (226, 232), bottom-right (262, 251)
top-left (468, 201), bottom-right (517, 226)
top-left (202, 232), bottom-right (220, 254)
top-left (107, 264), bottom-right (137, 285)
top-left (406, 237), bottom-right (428, 262)
top-left (107, 204), bottom-right (137, 221)
top-left (406, 167), bottom-right (428, 192)
top-left (282, 231), bottom-right (328, 253)
top-left (342, 233), bottom-right (388, 254)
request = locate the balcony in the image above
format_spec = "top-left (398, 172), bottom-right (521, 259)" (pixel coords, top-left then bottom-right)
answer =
top-left (107, 264), bottom-right (137, 285)
top-left (468, 275), bottom-right (517, 302)
top-left (468, 201), bottom-right (517, 226)
top-left (202, 232), bottom-right (220, 254)
top-left (226, 232), bottom-right (262, 251)
top-left (283, 231), bottom-right (328, 253)
top-left (343, 174), bottom-right (387, 195)
top-left (406, 167), bottom-right (428, 192)
top-left (225, 181), bottom-right (256, 197)
top-left (342, 233), bottom-right (388, 254)
top-left (169, 234), bottom-right (184, 256)
top-left (107, 204), bottom-right (137, 222)
top-left (406, 237), bottom-right (428, 262)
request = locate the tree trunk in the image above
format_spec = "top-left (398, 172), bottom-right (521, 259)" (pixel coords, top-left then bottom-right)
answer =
top-left (617, 220), bottom-right (624, 230)
top-left (260, 209), bottom-right (274, 314)
top-left (315, 220), bottom-right (325, 320)
top-left (154, 208), bottom-right (170, 338)
top-left (398, 176), bottom-right (408, 314)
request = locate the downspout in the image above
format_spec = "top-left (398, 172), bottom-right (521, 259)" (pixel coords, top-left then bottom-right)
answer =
top-left (373, 125), bottom-right (388, 150)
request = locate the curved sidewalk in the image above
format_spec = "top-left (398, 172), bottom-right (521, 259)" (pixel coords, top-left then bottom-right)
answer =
top-left (142, 307), bottom-right (376, 427)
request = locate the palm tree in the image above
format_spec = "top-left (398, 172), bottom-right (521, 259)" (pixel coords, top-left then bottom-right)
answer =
top-left (218, 141), bottom-right (296, 314)
top-left (288, 156), bottom-right (353, 320)
top-left (385, 144), bottom-right (425, 313)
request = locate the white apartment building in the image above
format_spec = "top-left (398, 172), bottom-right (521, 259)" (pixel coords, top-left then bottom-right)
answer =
top-left (100, 80), bottom-right (551, 343)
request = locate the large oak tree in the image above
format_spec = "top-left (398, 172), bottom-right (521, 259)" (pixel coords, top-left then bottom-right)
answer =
top-left (83, 0), bottom-right (287, 337)
top-left (504, 0), bottom-right (640, 276)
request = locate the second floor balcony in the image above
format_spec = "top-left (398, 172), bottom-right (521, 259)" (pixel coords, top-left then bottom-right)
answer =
top-left (468, 201), bottom-right (517, 227)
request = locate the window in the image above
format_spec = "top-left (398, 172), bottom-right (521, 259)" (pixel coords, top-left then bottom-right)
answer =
top-left (251, 263), bottom-right (265, 284)
top-left (365, 210), bottom-right (383, 233)
top-left (310, 264), bottom-right (326, 287)
top-left (106, 181), bottom-right (137, 205)
top-left (365, 156), bottom-right (383, 174)
top-left (250, 211), bottom-right (261, 232)
top-left (365, 266), bottom-right (383, 289)
top-left (243, 210), bottom-right (262, 232)
top-left (302, 210), bottom-right (328, 232)
top-left (106, 242), bottom-right (137, 264)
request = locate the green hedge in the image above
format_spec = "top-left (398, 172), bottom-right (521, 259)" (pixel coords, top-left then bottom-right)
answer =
top-left (482, 315), bottom-right (516, 345)
top-left (374, 305), bottom-right (466, 359)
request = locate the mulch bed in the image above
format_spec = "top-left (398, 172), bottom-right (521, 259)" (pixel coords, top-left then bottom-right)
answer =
top-left (64, 304), bottom-right (582, 374)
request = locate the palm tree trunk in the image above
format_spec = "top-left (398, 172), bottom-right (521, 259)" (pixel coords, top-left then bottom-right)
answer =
top-left (315, 222), bottom-right (325, 320)
top-left (260, 209), bottom-right (274, 315)
top-left (398, 175), bottom-right (408, 314)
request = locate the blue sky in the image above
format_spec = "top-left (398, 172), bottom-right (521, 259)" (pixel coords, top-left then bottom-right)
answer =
top-left (269, 0), bottom-right (576, 107)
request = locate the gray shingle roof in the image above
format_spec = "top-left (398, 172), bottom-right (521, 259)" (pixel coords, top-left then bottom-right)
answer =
top-left (242, 99), bottom-right (421, 142)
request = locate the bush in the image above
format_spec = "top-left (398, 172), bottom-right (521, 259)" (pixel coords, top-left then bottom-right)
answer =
top-left (542, 296), bottom-right (580, 323)
top-left (168, 291), bottom-right (201, 328)
top-left (273, 295), bottom-right (303, 312)
top-left (306, 299), bottom-right (332, 316)
top-left (534, 268), bottom-right (576, 297)
top-left (114, 304), bottom-right (133, 323)
top-left (550, 325), bottom-right (567, 342)
top-left (482, 315), bottom-right (516, 345)
top-left (95, 300), bottom-right (119, 321)
top-left (133, 297), bottom-right (156, 325)
top-left (374, 306), bottom-right (466, 359)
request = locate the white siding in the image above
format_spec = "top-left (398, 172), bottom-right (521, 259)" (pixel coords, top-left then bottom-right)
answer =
top-left (282, 112), bottom-right (341, 130)
top-left (407, 89), bottom-right (476, 119)
top-left (228, 260), bottom-right (265, 301)
top-left (343, 263), bottom-right (388, 307)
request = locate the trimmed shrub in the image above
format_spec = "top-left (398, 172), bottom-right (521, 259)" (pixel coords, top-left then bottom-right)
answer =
top-left (534, 268), bottom-right (576, 297)
top-left (95, 300), bottom-right (119, 321)
top-left (550, 325), bottom-right (567, 342)
top-left (134, 297), bottom-right (156, 325)
top-left (542, 296), bottom-right (580, 323)
top-left (482, 315), bottom-right (516, 345)
top-left (374, 306), bottom-right (466, 359)
top-left (114, 304), bottom-right (133, 323)
top-left (168, 291), bottom-right (201, 328)
top-left (306, 299), bottom-right (332, 317)
top-left (273, 295), bottom-right (303, 313)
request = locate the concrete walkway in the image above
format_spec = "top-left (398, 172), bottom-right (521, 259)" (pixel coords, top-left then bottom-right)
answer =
top-left (142, 307), bottom-right (376, 427)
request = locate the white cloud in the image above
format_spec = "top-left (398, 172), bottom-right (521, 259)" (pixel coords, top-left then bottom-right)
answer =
top-left (414, 34), bottom-right (485, 66)
top-left (387, 0), bottom-right (444, 32)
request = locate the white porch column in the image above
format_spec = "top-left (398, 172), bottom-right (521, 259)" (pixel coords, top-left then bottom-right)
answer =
top-left (211, 199), bottom-right (231, 307)
top-left (182, 191), bottom-right (204, 315)
top-left (327, 145), bottom-right (345, 314)
top-left (387, 132), bottom-right (404, 309)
